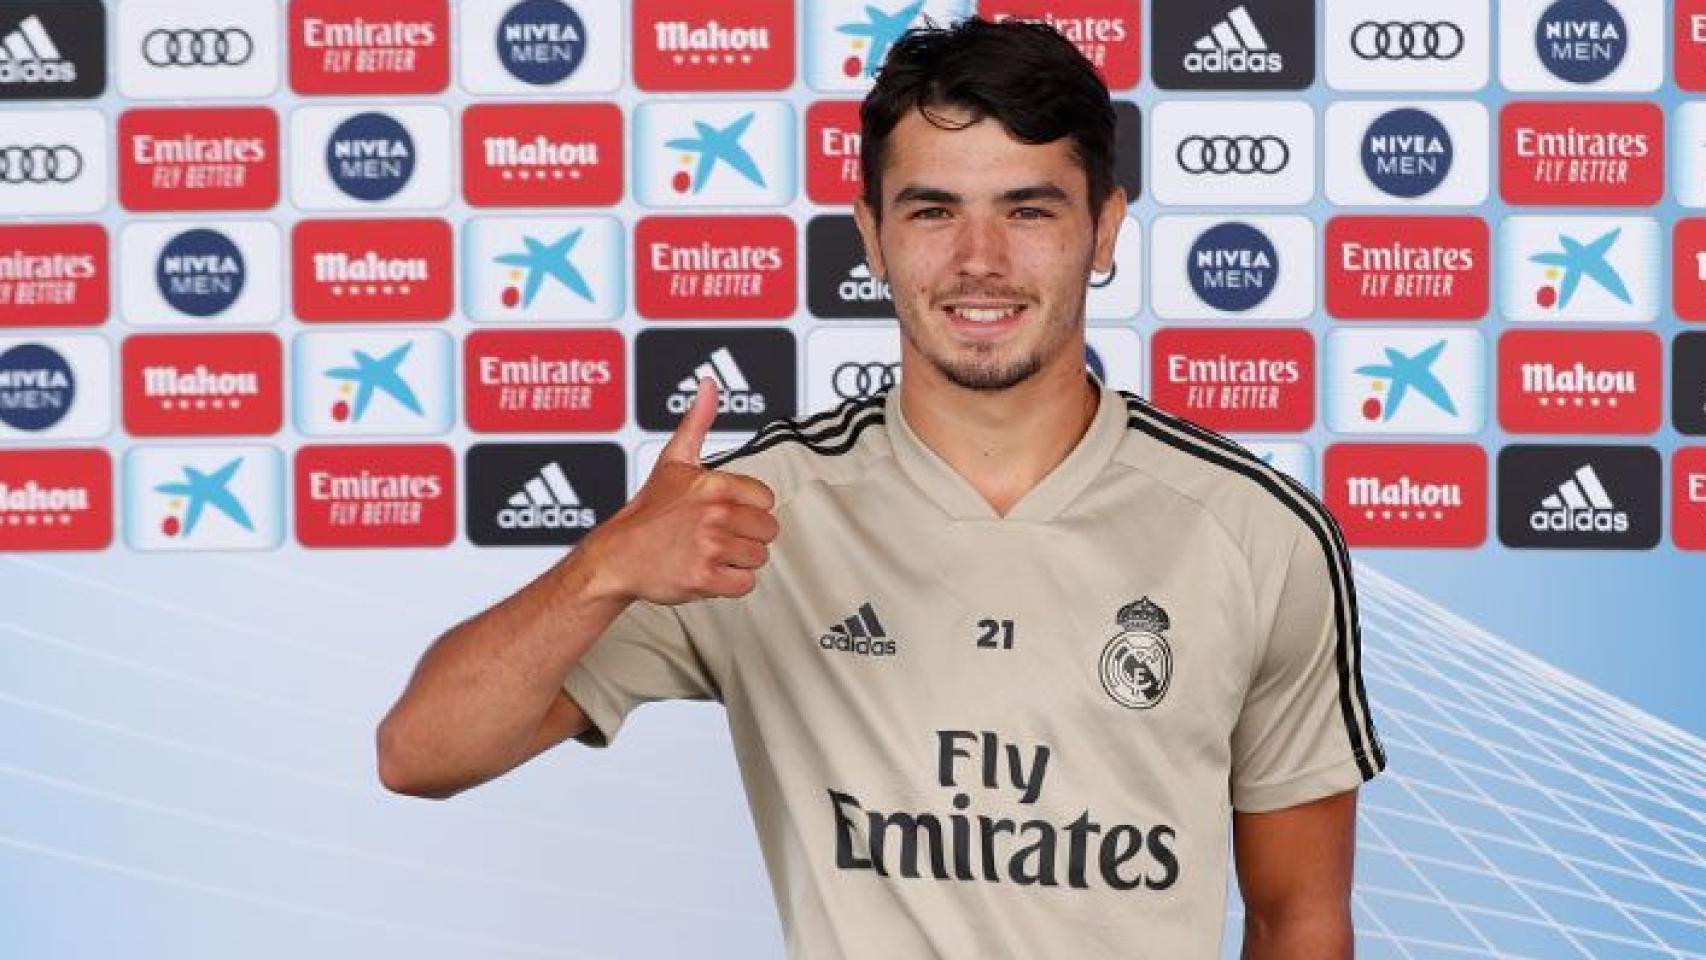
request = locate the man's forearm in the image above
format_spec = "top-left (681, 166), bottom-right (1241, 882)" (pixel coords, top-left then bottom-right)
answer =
top-left (1241, 910), bottom-right (1353, 960)
top-left (376, 539), bottom-right (629, 798)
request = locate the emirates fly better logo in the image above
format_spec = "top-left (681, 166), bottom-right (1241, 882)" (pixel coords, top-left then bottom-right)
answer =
top-left (288, 0), bottom-right (449, 94)
top-left (0, 224), bottom-right (107, 327)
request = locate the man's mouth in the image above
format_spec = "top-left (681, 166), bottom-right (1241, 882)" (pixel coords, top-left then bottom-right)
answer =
top-left (941, 302), bottom-right (1028, 330)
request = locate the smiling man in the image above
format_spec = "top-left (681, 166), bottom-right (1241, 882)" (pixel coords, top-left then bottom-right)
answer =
top-left (378, 18), bottom-right (1383, 959)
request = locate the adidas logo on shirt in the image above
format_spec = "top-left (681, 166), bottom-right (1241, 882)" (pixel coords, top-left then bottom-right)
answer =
top-left (1184, 6), bottom-right (1282, 75)
top-left (819, 601), bottom-right (897, 657)
top-left (1529, 464), bottom-right (1627, 534)
top-left (671, 346), bottom-right (767, 416)
top-left (498, 461), bottom-right (596, 531)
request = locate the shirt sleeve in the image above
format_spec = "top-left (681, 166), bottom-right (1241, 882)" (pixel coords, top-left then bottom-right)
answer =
top-left (562, 598), bottom-right (720, 748)
top-left (1230, 517), bottom-right (1385, 813)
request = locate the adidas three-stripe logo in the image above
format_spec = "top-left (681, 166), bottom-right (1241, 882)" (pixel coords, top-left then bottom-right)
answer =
top-left (1184, 5), bottom-right (1283, 74)
top-left (819, 600), bottom-right (897, 656)
top-left (0, 16), bottom-right (75, 84)
top-left (677, 347), bottom-right (751, 393)
top-left (1530, 464), bottom-right (1629, 534)
top-left (497, 461), bottom-right (596, 530)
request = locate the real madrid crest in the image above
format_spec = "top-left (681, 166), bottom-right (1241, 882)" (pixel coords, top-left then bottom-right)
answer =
top-left (1099, 597), bottom-right (1173, 710)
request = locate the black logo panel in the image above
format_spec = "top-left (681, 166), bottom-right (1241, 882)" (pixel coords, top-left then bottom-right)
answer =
top-left (0, 2), bottom-right (106, 99)
top-left (807, 215), bottom-right (893, 320)
top-left (635, 327), bottom-right (797, 433)
top-left (1674, 332), bottom-right (1706, 437)
top-left (466, 443), bottom-right (626, 547)
top-left (1152, 0), bottom-right (1313, 90)
top-left (1113, 100), bottom-right (1142, 201)
top-left (1497, 445), bottom-right (1659, 550)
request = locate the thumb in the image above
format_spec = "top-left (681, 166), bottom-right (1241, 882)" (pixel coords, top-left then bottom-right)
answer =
top-left (658, 377), bottom-right (718, 466)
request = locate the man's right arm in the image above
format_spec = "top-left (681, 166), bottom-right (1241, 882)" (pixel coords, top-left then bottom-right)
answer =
top-left (374, 379), bottom-right (777, 799)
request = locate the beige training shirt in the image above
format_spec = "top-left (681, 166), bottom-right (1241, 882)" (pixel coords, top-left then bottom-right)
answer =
top-left (564, 378), bottom-right (1385, 958)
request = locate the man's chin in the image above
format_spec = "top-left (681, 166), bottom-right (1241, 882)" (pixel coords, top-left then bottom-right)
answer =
top-left (929, 351), bottom-right (1044, 392)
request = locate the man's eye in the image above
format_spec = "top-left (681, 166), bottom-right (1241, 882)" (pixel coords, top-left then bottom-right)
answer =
top-left (910, 207), bottom-right (949, 220)
top-left (1012, 207), bottom-right (1051, 219)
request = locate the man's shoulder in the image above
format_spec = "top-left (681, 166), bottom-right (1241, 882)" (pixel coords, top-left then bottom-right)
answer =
top-left (1109, 390), bottom-right (1342, 560)
top-left (701, 393), bottom-right (893, 508)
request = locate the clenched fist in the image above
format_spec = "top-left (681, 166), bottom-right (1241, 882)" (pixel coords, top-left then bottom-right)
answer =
top-left (580, 378), bottom-right (779, 604)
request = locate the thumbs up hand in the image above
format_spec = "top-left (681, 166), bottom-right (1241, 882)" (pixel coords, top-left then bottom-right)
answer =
top-left (580, 378), bottom-right (779, 604)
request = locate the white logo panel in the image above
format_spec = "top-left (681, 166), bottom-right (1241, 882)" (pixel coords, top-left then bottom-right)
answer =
top-left (463, 217), bottom-right (624, 322)
top-left (1325, 100), bottom-right (1489, 207)
top-left (1500, 216), bottom-right (1659, 323)
top-left (633, 100), bottom-right (795, 207)
top-left (1086, 216), bottom-right (1142, 321)
top-left (0, 109), bottom-right (107, 215)
top-left (1498, 0), bottom-right (1661, 92)
top-left (288, 105), bottom-right (452, 212)
top-left (1086, 326), bottom-right (1142, 395)
top-left (806, 325), bottom-right (899, 415)
top-left (0, 334), bottom-right (111, 441)
top-left (291, 330), bottom-right (454, 436)
top-left (1326, 328), bottom-right (1485, 434)
top-left (123, 444), bottom-right (283, 551)
top-left (805, 0), bottom-right (972, 92)
top-left (1325, 0), bottom-right (1489, 92)
top-left (117, 0), bottom-right (280, 99)
top-left (1150, 100), bottom-right (1314, 206)
top-left (1149, 215), bottom-right (1314, 320)
top-left (459, 0), bottom-right (622, 95)
top-left (120, 221), bottom-right (282, 327)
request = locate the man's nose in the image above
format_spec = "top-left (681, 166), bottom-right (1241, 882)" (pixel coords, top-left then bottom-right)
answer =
top-left (951, 214), bottom-right (1010, 277)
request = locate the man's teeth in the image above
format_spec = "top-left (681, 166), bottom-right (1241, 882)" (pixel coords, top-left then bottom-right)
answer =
top-left (952, 306), bottom-right (1020, 323)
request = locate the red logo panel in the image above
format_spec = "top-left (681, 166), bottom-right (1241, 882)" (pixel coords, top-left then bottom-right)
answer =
top-left (295, 444), bottom-right (455, 547)
top-left (119, 108), bottom-right (279, 212)
top-left (1675, 448), bottom-right (1706, 550)
top-left (462, 104), bottom-right (624, 208)
top-left (632, 0), bottom-right (794, 91)
top-left (1678, 0), bottom-right (1706, 91)
top-left (1325, 444), bottom-right (1487, 548)
top-left (289, 0), bottom-right (449, 95)
top-left (1674, 219), bottom-right (1706, 322)
top-left (1325, 216), bottom-right (1487, 320)
top-left (981, 1), bottom-right (1140, 89)
top-left (1498, 331), bottom-right (1662, 435)
top-left (122, 333), bottom-right (283, 437)
top-left (464, 330), bottom-right (625, 433)
top-left (292, 219), bottom-right (453, 323)
top-left (806, 101), bottom-right (862, 205)
top-left (1499, 102), bottom-right (1663, 207)
top-left (0, 225), bottom-right (108, 327)
top-left (0, 449), bottom-right (111, 551)
top-left (1148, 328), bottom-right (1313, 432)
top-left (635, 216), bottom-right (796, 319)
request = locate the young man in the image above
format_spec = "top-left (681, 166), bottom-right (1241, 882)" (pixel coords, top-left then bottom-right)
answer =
top-left (378, 18), bottom-right (1384, 958)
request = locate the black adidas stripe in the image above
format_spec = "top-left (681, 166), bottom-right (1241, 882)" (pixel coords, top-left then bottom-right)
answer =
top-left (703, 396), bottom-right (887, 469)
top-left (1119, 392), bottom-right (1384, 781)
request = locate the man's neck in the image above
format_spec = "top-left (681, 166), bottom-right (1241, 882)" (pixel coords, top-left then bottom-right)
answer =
top-left (899, 354), bottom-right (1101, 517)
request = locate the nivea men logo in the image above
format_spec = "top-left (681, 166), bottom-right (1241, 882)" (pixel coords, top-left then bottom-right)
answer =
top-left (1498, 444), bottom-right (1658, 549)
top-left (496, 0), bottom-right (585, 85)
top-left (156, 229), bottom-right (244, 318)
top-left (327, 112), bottom-right (414, 202)
top-left (1187, 222), bottom-right (1277, 312)
top-left (0, 341), bottom-right (73, 431)
top-left (1536, 0), bottom-right (1626, 83)
top-left (466, 442), bottom-right (624, 546)
top-left (1362, 108), bottom-right (1452, 198)
top-left (636, 327), bottom-right (795, 432)
top-left (0, 2), bottom-right (105, 99)
top-left (1153, 0), bottom-right (1312, 90)
top-left (808, 215), bottom-right (892, 319)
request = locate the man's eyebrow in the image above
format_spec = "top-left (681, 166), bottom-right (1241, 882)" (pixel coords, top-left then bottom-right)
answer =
top-left (891, 185), bottom-right (960, 206)
top-left (1000, 184), bottom-right (1070, 204)
top-left (890, 184), bottom-right (1072, 206)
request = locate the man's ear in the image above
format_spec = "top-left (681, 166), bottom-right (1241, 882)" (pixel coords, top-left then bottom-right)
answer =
top-left (852, 195), bottom-right (887, 282)
top-left (1091, 187), bottom-right (1128, 275)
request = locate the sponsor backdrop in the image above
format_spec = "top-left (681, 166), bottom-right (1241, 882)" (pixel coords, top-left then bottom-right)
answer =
top-left (0, 0), bottom-right (1702, 957)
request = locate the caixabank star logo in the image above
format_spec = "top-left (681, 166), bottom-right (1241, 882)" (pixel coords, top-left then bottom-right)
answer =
top-left (0, 224), bottom-right (108, 327)
top-left (292, 330), bottom-right (453, 438)
top-left (464, 216), bottom-right (623, 323)
top-left (1325, 329), bottom-right (1485, 436)
top-left (1500, 215), bottom-right (1659, 323)
top-left (123, 444), bottom-right (283, 552)
top-left (633, 100), bottom-right (795, 208)
top-left (804, 0), bottom-right (967, 92)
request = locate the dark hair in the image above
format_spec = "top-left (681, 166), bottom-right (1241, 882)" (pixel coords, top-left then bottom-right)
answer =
top-left (858, 17), bottom-right (1117, 222)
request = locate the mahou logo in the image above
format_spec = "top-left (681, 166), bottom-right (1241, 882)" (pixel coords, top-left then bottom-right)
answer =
top-left (118, 107), bottom-right (278, 211)
top-left (294, 443), bottom-right (454, 547)
top-left (1498, 330), bottom-right (1661, 434)
top-left (1325, 443), bottom-right (1488, 547)
top-left (633, 0), bottom-right (794, 91)
top-left (983, 1), bottom-right (1141, 89)
top-left (1674, 219), bottom-right (1706, 322)
top-left (462, 103), bottom-right (622, 207)
top-left (464, 329), bottom-right (624, 433)
top-left (122, 332), bottom-right (283, 436)
top-left (289, 0), bottom-right (449, 94)
top-left (1326, 217), bottom-right (1488, 320)
top-left (0, 224), bottom-right (107, 326)
top-left (1500, 101), bottom-right (1662, 206)
top-left (292, 219), bottom-right (452, 322)
top-left (635, 216), bottom-right (795, 319)
top-left (0, 449), bottom-right (111, 551)
top-left (1147, 328), bottom-right (1313, 432)
top-left (805, 100), bottom-right (862, 204)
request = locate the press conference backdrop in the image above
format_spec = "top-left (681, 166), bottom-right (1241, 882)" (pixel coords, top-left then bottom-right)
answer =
top-left (0, 1), bottom-right (1702, 957)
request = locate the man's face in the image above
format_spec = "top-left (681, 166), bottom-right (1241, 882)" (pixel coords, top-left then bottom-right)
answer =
top-left (854, 105), bottom-right (1124, 392)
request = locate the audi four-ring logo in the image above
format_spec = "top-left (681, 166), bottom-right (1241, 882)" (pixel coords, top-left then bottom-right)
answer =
top-left (1175, 136), bottom-right (1289, 175)
top-left (0, 146), bottom-right (83, 184)
top-left (1350, 21), bottom-right (1465, 60)
top-left (832, 361), bottom-right (900, 399)
top-left (142, 28), bottom-right (255, 67)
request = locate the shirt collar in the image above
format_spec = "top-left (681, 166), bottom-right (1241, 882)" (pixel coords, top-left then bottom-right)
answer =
top-left (884, 374), bottom-right (1127, 522)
